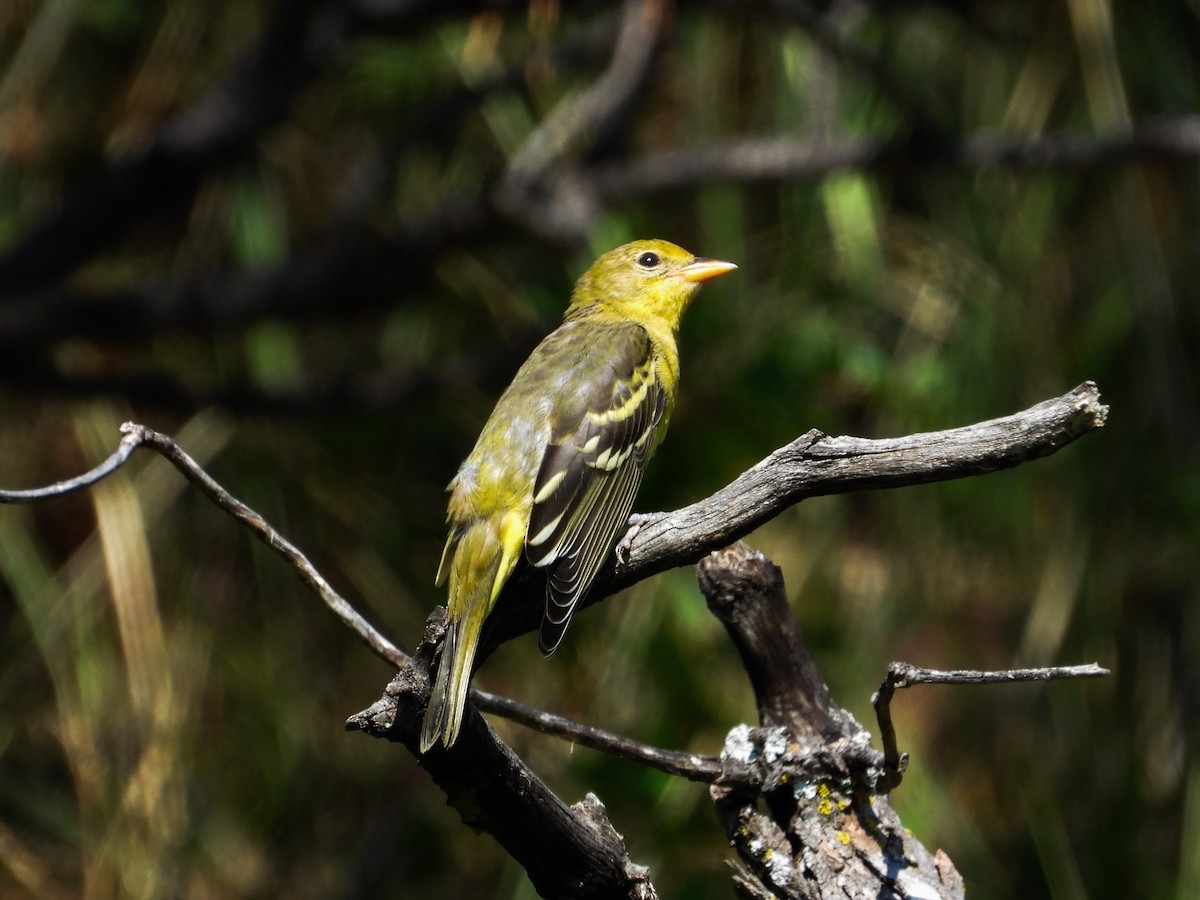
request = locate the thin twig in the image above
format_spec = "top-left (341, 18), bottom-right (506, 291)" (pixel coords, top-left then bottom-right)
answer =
top-left (882, 661), bottom-right (1110, 687)
top-left (130, 423), bottom-right (410, 667)
top-left (503, 0), bottom-right (665, 185)
top-left (120, 423), bottom-right (407, 666)
top-left (0, 421), bottom-right (409, 667)
top-left (495, 0), bottom-right (668, 241)
top-left (473, 688), bottom-right (739, 784)
top-left (0, 424), bottom-right (736, 776)
top-left (872, 660), bottom-right (1110, 791)
top-left (0, 430), bottom-right (141, 503)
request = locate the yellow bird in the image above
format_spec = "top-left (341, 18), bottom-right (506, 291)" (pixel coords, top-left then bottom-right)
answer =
top-left (420, 239), bottom-right (737, 752)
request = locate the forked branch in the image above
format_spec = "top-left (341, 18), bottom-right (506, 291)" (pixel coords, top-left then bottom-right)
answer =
top-left (0, 383), bottom-right (1110, 899)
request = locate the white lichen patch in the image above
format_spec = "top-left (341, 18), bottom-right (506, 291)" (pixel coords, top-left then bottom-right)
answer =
top-left (722, 724), bottom-right (756, 762)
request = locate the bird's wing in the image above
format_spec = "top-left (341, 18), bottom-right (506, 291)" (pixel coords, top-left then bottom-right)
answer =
top-left (525, 324), bottom-right (666, 655)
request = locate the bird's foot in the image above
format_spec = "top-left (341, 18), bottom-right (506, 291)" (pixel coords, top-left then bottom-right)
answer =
top-left (616, 512), bottom-right (664, 566)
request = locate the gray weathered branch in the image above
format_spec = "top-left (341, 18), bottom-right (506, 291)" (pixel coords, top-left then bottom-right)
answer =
top-left (348, 613), bottom-right (659, 900)
top-left (626, 380), bottom-right (1107, 575)
top-left (0, 381), bottom-right (1110, 898)
top-left (700, 543), bottom-right (966, 900)
top-left (480, 380), bottom-right (1109, 649)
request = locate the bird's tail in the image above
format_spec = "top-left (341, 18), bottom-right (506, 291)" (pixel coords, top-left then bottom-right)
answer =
top-left (419, 511), bottom-right (524, 752)
top-left (419, 614), bottom-right (477, 753)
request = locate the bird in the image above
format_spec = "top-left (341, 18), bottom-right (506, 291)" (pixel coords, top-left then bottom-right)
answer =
top-left (419, 239), bottom-right (737, 752)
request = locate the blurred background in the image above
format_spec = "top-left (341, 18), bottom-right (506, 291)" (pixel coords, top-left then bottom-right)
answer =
top-left (1, 0), bottom-right (1197, 897)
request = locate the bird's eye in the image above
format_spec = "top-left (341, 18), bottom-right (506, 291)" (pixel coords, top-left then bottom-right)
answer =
top-left (636, 251), bottom-right (661, 268)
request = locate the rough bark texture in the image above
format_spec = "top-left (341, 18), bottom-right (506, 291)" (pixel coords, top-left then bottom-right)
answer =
top-left (0, 385), bottom-right (1102, 895)
top-left (346, 383), bottom-right (1106, 897)
top-left (477, 381), bottom-right (1108, 655)
top-left (347, 608), bottom-right (657, 900)
top-left (700, 544), bottom-right (966, 900)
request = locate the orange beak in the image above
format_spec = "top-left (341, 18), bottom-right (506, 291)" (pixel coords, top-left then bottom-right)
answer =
top-left (679, 257), bottom-right (738, 284)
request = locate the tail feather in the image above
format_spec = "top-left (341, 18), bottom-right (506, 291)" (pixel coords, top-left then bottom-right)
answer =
top-left (419, 619), bottom-right (479, 752)
top-left (419, 511), bottom-right (525, 752)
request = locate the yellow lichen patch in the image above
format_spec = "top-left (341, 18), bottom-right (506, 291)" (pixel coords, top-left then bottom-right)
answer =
top-left (837, 831), bottom-right (851, 845)
top-left (816, 782), bottom-right (834, 815)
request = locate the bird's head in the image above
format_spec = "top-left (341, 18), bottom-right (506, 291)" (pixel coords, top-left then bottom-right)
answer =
top-left (567, 239), bottom-right (737, 331)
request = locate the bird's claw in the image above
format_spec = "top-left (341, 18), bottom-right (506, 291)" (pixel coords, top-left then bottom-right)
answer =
top-left (616, 512), bottom-right (663, 566)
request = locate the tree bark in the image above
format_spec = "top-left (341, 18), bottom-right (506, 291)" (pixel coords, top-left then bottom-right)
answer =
top-left (347, 382), bottom-right (1105, 897)
top-left (700, 544), bottom-right (965, 900)
top-left (347, 610), bottom-right (658, 900)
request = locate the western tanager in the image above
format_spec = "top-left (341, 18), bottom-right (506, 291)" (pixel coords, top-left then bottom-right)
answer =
top-left (420, 239), bottom-right (737, 752)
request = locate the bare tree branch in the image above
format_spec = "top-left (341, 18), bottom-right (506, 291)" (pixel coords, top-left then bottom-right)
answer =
top-left (348, 619), bottom-right (660, 900)
top-left (0, 382), bottom-right (1110, 897)
top-left (0, 327), bottom-right (532, 414)
top-left (7, 114), bottom-right (1199, 350)
top-left (699, 543), bottom-right (966, 900)
top-left (593, 117), bottom-right (1200, 199)
top-left (617, 381), bottom-right (1109, 578)
top-left (472, 686), bottom-right (742, 784)
top-left (872, 660), bottom-right (1110, 791)
top-left (478, 381), bottom-right (1109, 651)
top-left (0, 0), bottom-right (493, 297)
top-left (0, 413), bottom-right (745, 790)
top-left (0, 430), bottom-right (143, 504)
top-left (495, 0), bottom-right (670, 241)
top-left (112, 422), bottom-right (409, 665)
top-left (0, 382), bottom-right (1109, 747)
top-left (0, 421), bottom-right (409, 667)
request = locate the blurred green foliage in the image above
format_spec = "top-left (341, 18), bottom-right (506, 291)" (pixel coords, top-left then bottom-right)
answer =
top-left (2, 1), bottom-right (1199, 898)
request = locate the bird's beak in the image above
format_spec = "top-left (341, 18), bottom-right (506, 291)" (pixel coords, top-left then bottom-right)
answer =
top-left (679, 257), bottom-right (738, 284)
